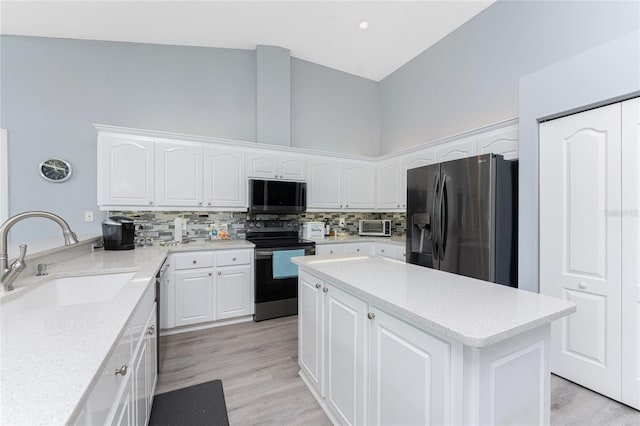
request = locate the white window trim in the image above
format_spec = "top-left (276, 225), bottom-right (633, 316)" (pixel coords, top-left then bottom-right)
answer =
top-left (0, 129), bottom-right (8, 223)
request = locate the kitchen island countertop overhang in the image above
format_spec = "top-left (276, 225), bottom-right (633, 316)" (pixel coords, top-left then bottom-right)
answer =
top-left (292, 253), bottom-right (576, 348)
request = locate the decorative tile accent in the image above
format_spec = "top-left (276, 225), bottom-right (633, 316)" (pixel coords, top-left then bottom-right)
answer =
top-left (108, 210), bottom-right (407, 242)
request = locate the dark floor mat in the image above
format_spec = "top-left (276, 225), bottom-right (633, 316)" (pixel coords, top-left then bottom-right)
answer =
top-left (149, 380), bottom-right (230, 426)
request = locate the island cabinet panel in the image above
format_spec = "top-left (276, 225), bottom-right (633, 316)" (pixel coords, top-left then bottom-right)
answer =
top-left (325, 284), bottom-right (368, 426)
top-left (540, 102), bottom-right (623, 402)
top-left (369, 308), bottom-right (453, 426)
top-left (298, 271), bottom-right (325, 396)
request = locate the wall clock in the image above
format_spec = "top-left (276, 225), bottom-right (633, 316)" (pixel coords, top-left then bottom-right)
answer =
top-left (39, 158), bottom-right (72, 182)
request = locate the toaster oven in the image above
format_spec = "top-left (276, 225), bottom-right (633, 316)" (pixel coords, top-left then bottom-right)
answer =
top-left (359, 219), bottom-right (392, 236)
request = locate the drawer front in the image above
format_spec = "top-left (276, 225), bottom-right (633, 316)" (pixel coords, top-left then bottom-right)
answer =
top-left (374, 244), bottom-right (394, 258)
top-left (343, 243), bottom-right (372, 255)
top-left (173, 252), bottom-right (214, 270)
top-left (216, 249), bottom-right (252, 267)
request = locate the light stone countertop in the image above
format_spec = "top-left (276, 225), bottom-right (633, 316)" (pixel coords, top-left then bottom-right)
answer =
top-left (293, 254), bottom-right (575, 348)
top-left (309, 235), bottom-right (405, 245)
top-left (0, 239), bottom-right (254, 426)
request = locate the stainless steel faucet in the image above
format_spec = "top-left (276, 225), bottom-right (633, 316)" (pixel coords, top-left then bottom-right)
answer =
top-left (0, 211), bottom-right (79, 291)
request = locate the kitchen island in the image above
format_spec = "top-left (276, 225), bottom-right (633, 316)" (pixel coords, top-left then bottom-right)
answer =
top-left (292, 254), bottom-right (576, 425)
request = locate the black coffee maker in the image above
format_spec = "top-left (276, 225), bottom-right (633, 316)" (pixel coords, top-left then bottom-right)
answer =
top-left (102, 216), bottom-right (135, 250)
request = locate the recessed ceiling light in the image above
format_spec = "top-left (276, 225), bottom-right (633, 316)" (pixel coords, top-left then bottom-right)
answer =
top-left (358, 20), bottom-right (369, 30)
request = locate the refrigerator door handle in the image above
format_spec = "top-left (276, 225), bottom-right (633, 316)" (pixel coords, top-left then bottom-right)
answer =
top-left (432, 173), bottom-right (440, 257)
top-left (440, 174), bottom-right (448, 260)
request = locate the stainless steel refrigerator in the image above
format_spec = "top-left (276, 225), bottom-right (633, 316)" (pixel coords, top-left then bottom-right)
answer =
top-left (406, 154), bottom-right (518, 287)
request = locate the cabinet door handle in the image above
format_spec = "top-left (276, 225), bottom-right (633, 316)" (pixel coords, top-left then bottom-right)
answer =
top-left (329, 250), bottom-right (333, 254)
top-left (208, 272), bottom-right (212, 276)
top-left (146, 325), bottom-right (155, 335)
top-left (218, 271), bottom-right (221, 276)
top-left (208, 202), bottom-right (212, 206)
top-left (578, 282), bottom-right (587, 289)
top-left (232, 257), bottom-right (236, 261)
top-left (198, 202), bottom-right (203, 206)
top-left (323, 287), bottom-right (329, 293)
top-left (193, 260), bottom-right (197, 264)
top-left (149, 201), bottom-right (153, 205)
top-left (367, 312), bottom-right (375, 320)
top-left (315, 283), bottom-right (321, 289)
top-left (115, 365), bottom-right (128, 376)
top-left (356, 248), bottom-right (360, 252)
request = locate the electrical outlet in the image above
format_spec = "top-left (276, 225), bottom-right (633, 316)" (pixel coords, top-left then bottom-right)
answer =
top-left (339, 217), bottom-right (346, 227)
top-left (84, 210), bottom-right (94, 222)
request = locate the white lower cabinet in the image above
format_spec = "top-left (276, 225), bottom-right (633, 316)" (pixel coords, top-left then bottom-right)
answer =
top-left (343, 242), bottom-right (372, 255)
top-left (299, 270), bottom-right (453, 426)
top-left (315, 244), bottom-right (345, 256)
top-left (77, 291), bottom-right (157, 426)
top-left (164, 249), bottom-right (254, 330)
top-left (325, 284), bottom-right (368, 426)
top-left (369, 308), bottom-right (451, 425)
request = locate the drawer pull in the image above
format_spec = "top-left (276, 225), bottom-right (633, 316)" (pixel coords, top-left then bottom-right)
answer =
top-left (367, 312), bottom-right (375, 320)
top-left (578, 282), bottom-right (587, 289)
top-left (209, 272), bottom-right (212, 276)
top-left (232, 257), bottom-right (236, 261)
top-left (315, 283), bottom-right (321, 289)
top-left (193, 260), bottom-right (197, 264)
top-left (323, 287), bottom-right (329, 293)
top-left (115, 365), bottom-right (128, 376)
top-left (218, 271), bottom-right (221, 276)
top-left (146, 325), bottom-right (155, 335)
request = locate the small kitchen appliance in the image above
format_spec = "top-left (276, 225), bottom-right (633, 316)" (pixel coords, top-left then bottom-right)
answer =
top-left (300, 222), bottom-right (325, 239)
top-left (359, 219), bottom-right (392, 236)
top-left (102, 216), bottom-right (135, 250)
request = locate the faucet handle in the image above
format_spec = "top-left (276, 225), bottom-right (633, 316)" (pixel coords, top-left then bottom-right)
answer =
top-left (17, 244), bottom-right (27, 261)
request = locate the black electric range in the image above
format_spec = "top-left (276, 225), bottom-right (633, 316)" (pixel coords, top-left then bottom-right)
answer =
top-left (245, 220), bottom-right (316, 321)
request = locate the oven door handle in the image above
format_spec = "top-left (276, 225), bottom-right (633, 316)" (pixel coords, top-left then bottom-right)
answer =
top-left (255, 249), bottom-right (315, 260)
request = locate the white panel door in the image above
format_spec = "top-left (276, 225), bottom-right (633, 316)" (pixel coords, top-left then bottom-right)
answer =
top-left (98, 135), bottom-right (154, 206)
top-left (376, 160), bottom-right (402, 210)
top-left (369, 308), bottom-right (452, 426)
top-left (343, 161), bottom-right (375, 209)
top-left (247, 152), bottom-right (278, 179)
top-left (403, 149), bottom-right (436, 171)
top-left (279, 154), bottom-right (306, 180)
top-left (110, 374), bottom-right (133, 426)
top-left (435, 137), bottom-right (475, 162)
top-left (155, 142), bottom-right (203, 207)
top-left (133, 335), bottom-right (148, 426)
top-left (621, 97), bottom-right (640, 409)
top-left (203, 147), bottom-right (246, 208)
top-left (174, 269), bottom-right (214, 327)
top-left (476, 125), bottom-right (519, 160)
top-left (298, 271), bottom-right (325, 396)
top-left (324, 284), bottom-right (367, 426)
top-left (308, 159), bottom-right (342, 209)
top-left (540, 103), bottom-right (622, 400)
top-left (215, 265), bottom-right (252, 320)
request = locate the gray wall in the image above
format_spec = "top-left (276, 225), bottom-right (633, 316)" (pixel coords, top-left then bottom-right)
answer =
top-left (0, 36), bottom-right (380, 243)
top-left (291, 58), bottom-right (380, 156)
top-left (256, 45), bottom-right (291, 146)
top-left (378, 0), bottom-right (640, 155)
top-left (518, 30), bottom-right (640, 293)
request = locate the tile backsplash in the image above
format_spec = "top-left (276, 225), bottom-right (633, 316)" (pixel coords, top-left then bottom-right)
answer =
top-left (109, 211), bottom-right (407, 243)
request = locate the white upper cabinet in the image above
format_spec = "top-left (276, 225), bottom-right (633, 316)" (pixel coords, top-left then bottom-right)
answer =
top-left (343, 160), bottom-right (375, 210)
top-left (155, 142), bottom-right (203, 207)
top-left (203, 147), bottom-right (246, 208)
top-left (308, 158), bottom-right (343, 209)
top-left (376, 159), bottom-right (403, 210)
top-left (98, 135), bottom-right (155, 206)
top-left (435, 136), bottom-right (475, 163)
top-left (246, 152), bottom-right (306, 181)
top-left (402, 148), bottom-right (436, 171)
top-left (476, 124), bottom-right (519, 160)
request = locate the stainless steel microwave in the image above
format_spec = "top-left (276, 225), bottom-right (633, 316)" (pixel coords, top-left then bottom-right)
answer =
top-left (359, 219), bottom-right (392, 236)
top-left (249, 179), bottom-right (306, 214)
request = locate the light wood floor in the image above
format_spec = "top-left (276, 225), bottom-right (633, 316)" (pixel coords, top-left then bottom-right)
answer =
top-left (156, 316), bottom-right (640, 426)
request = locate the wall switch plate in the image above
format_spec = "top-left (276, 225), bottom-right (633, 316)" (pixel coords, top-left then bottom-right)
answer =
top-left (84, 210), bottom-right (94, 222)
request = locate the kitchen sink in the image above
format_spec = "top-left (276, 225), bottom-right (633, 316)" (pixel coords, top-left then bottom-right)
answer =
top-left (2, 272), bottom-right (136, 313)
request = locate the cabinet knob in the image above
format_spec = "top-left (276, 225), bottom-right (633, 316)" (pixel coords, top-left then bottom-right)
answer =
top-left (146, 325), bottom-right (155, 335)
top-left (208, 202), bottom-right (212, 206)
top-left (199, 202), bottom-right (202, 206)
top-left (208, 272), bottom-right (212, 276)
top-left (218, 271), bottom-right (221, 276)
top-left (340, 205), bottom-right (343, 208)
top-left (367, 312), bottom-right (375, 320)
top-left (315, 283), bottom-right (321, 289)
top-left (381, 249), bottom-right (385, 253)
top-left (578, 282), bottom-right (587, 289)
top-left (346, 204), bottom-right (349, 208)
top-left (115, 365), bottom-right (128, 376)
top-left (356, 248), bottom-right (360, 252)
top-left (149, 201), bottom-right (153, 205)
top-left (232, 257), bottom-right (236, 261)
top-left (397, 204), bottom-right (400, 208)
top-left (193, 260), bottom-right (197, 264)
top-left (329, 250), bottom-right (333, 254)
top-left (322, 287), bottom-right (329, 293)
